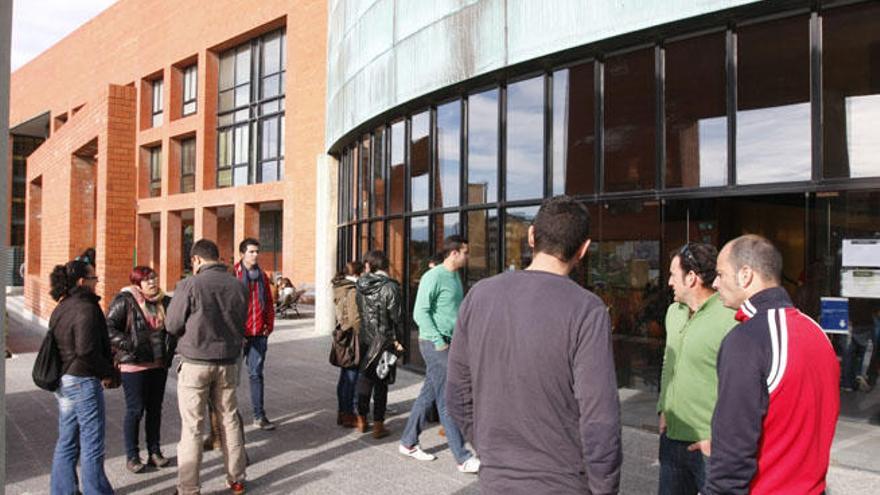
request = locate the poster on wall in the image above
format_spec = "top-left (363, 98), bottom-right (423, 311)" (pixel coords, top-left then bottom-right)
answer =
top-left (840, 268), bottom-right (880, 299)
top-left (841, 239), bottom-right (880, 268)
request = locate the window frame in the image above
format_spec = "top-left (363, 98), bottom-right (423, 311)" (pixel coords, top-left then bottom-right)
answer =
top-left (182, 65), bottom-right (197, 116)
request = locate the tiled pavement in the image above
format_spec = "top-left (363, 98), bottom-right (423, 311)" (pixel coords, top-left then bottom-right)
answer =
top-left (4, 295), bottom-right (879, 494)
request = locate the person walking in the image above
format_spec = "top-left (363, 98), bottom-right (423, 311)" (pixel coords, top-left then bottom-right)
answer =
top-left (106, 266), bottom-right (174, 473)
top-left (48, 259), bottom-right (117, 495)
top-left (355, 250), bottom-right (405, 438)
top-left (399, 235), bottom-right (479, 473)
top-left (447, 196), bottom-right (622, 494)
top-left (703, 235), bottom-right (840, 494)
top-left (166, 239), bottom-right (250, 495)
top-left (657, 243), bottom-right (736, 494)
top-left (233, 238), bottom-right (276, 431)
top-left (332, 261), bottom-right (362, 427)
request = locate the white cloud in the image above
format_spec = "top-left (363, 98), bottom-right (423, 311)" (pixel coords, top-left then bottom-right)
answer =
top-left (11, 0), bottom-right (117, 71)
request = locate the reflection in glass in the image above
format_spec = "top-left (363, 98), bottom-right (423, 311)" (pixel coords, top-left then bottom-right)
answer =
top-left (467, 89), bottom-right (498, 204)
top-left (434, 213), bottom-right (460, 253)
top-left (436, 101), bottom-right (461, 208)
top-left (552, 64), bottom-right (595, 195)
top-left (387, 218), bottom-right (405, 282)
top-left (506, 77), bottom-right (544, 201)
top-left (360, 136), bottom-right (371, 215)
top-left (351, 146), bottom-right (359, 219)
top-left (823, 3), bottom-right (880, 179)
top-left (390, 121), bottom-right (405, 214)
top-left (505, 206), bottom-right (538, 270)
top-left (466, 209), bottom-right (499, 288)
top-left (373, 127), bottom-right (386, 216)
top-left (360, 222), bottom-right (369, 259)
top-left (666, 33), bottom-right (727, 188)
top-left (737, 16), bottom-right (811, 184)
top-left (411, 112), bottom-right (430, 211)
top-left (408, 215), bottom-right (431, 369)
top-left (372, 220), bottom-right (384, 252)
top-left (605, 49), bottom-right (656, 192)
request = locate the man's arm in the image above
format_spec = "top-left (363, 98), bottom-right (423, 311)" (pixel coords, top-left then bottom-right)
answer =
top-left (704, 331), bottom-right (768, 495)
top-left (263, 271), bottom-right (275, 334)
top-left (573, 305), bottom-right (621, 495)
top-left (164, 279), bottom-right (192, 337)
top-left (412, 271), bottom-right (442, 346)
top-left (446, 294), bottom-right (474, 443)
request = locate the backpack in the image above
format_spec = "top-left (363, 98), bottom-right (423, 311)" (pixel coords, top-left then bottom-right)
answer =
top-left (32, 328), bottom-right (67, 392)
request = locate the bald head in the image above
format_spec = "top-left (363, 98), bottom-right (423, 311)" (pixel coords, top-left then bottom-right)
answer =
top-left (713, 235), bottom-right (783, 309)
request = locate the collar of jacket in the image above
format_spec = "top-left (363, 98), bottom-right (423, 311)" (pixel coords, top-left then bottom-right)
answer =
top-left (738, 286), bottom-right (792, 321)
top-left (64, 286), bottom-right (101, 304)
top-left (196, 262), bottom-right (227, 275)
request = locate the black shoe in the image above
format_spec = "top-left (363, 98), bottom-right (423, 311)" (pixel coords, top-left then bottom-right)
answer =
top-left (148, 452), bottom-right (170, 467)
top-left (126, 457), bottom-right (145, 473)
top-left (254, 416), bottom-right (276, 431)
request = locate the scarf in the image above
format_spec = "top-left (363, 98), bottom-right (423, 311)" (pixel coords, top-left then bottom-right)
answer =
top-left (240, 263), bottom-right (268, 306)
top-left (122, 286), bottom-right (166, 331)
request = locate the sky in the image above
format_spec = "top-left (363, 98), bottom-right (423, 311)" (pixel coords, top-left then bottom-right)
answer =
top-left (11, 0), bottom-right (117, 71)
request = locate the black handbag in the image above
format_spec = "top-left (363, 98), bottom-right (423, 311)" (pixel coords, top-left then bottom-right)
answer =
top-left (32, 328), bottom-right (67, 392)
top-left (329, 324), bottom-right (359, 368)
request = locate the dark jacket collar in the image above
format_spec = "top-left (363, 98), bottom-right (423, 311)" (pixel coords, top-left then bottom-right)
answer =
top-left (738, 286), bottom-right (792, 321)
top-left (64, 287), bottom-right (101, 304)
top-left (197, 262), bottom-right (228, 275)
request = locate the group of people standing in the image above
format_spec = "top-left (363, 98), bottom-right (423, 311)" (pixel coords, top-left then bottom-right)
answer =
top-left (46, 237), bottom-right (278, 495)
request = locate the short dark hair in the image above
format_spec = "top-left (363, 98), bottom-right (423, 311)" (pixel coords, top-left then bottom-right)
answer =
top-left (49, 259), bottom-right (92, 301)
top-left (728, 235), bottom-right (783, 283)
top-left (532, 196), bottom-right (591, 262)
top-left (363, 250), bottom-right (389, 272)
top-left (191, 239), bottom-right (220, 261)
top-left (239, 237), bottom-right (260, 254)
top-left (441, 235), bottom-right (468, 260)
top-left (672, 242), bottom-right (718, 289)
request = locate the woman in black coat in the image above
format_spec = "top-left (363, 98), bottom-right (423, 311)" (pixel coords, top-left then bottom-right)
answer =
top-left (106, 266), bottom-right (174, 473)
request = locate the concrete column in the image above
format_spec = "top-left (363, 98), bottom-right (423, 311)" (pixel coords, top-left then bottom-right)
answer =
top-left (315, 154), bottom-right (338, 335)
top-left (160, 210), bottom-right (182, 292)
top-left (0, 0), bottom-right (13, 487)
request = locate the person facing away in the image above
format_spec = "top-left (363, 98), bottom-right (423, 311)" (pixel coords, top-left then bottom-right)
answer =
top-left (702, 235), bottom-right (840, 495)
top-left (165, 239), bottom-right (250, 495)
top-left (48, 259), bottom-right (116, 495)
top-left (354, 250), bottom-right (405, 439)
top-left (656, 243), bottom-right (737, 495)
top-left (399, 235), bottom-right (480, 473)
top-left (446, 195), bottom-right (622, 495)
top-left (106, 265), bottom-right (175, 474)
top-left (232, 237), bottom-right (276, 431)
top-left (332, 261), bottom-right (363, 428)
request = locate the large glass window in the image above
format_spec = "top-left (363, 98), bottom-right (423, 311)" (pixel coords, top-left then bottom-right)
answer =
top-left (151, 79), bottom-right (164, 128)
top-left (467, 89), bottom-right (499, 204)
top-left (371, 220), bottom-right (385, 252)
top-left (466, 209), bottom-right (499, 288)
top-left (217, 29), bottom-right (285, 187)
top-left (506, 77), bottom-right (545, 201)
top-left (182, 65), bottom-right (197, 116)
top-left (388, 218), bottom-right (405, 281)
top-left (504, 206), bottom-right (539, 270)
top-left (434, 212), bottom-right (460, 253)
top-left (411, 112), bottom-right (430, 212)
top-left (665, 32), bottom-right (727, 188)
top-left (604, 48), bottom-right (656, 192)
top-left (389, 121), bottom-right (406, 214)
top-left (180, 138), bottom-right (196, 193)
top-left (436, 101), bottom-right (461, 208)
top-left (737, 16), bottom-right (810, 184)
top-left (360, 136), bottom-right (371, 215)
top-left (552, 63), bottom-right (595, 196)
top-left (373, 127), bottom-right (386, 216)
top-left (149, 146), bottom-right (162, 197)
top-left (822, 3), bottom-right (880, 179)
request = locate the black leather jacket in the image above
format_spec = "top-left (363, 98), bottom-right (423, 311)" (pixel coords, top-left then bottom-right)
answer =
top-left (107, 291), bottom-right (174, 366)
top-left (355, 272), bottom-right (402, 380)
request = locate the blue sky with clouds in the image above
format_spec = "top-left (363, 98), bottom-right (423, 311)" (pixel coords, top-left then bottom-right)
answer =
top-left (11, 0), bottom-right (116, 71)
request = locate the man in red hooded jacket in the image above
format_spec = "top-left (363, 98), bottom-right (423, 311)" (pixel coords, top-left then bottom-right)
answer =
top-left (234, 238), bottom-right (276, 431)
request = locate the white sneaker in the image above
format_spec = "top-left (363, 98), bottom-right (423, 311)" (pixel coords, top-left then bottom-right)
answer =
top-left (398, 444), bottom-right (436, 461)
top-left (458, 456), bottom-right (480, 474)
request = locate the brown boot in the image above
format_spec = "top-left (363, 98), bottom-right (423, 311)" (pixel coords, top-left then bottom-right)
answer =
top-left (341, 413), bottom-right (356, 428)
top-left (372, 420), bottom-right (390, 439)
top-left (355, 415), bottom-right (369, 433)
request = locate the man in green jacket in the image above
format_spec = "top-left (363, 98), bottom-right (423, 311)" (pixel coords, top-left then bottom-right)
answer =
top-left (399, 235), bottom-right (480, 474)
top-left (657, 242), bottom-right (737, 495)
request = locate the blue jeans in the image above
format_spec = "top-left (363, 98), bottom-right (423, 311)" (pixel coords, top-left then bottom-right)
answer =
top-left (400, 340), bottom-right (472, 464)
top-left (51, 375), bottom-right (114, 495)
top-left (244, 336), bottom-right (268, 420)
top-left (658, 432), bottom-right (705, 495)
top-left (337, 367), bottom-right (359, 414)
top-left (121, 368), bottom-right (168, 460)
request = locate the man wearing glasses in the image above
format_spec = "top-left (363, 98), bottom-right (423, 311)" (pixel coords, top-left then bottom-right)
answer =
top-left (657, 242), bottom-right (736, 495)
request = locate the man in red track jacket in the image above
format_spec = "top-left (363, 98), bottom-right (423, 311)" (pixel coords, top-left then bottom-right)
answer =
top-left (702, 235), bottom-right (839, 494)
top-left (234, 237), bottom-right (276, 431)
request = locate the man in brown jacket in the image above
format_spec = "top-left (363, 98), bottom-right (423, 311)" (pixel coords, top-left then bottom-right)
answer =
top-left (166, 239), bottom-right (249, 495)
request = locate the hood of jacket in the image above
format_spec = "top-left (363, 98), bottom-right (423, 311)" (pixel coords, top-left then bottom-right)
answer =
top-left (357, 272), bottom-right (397, 295)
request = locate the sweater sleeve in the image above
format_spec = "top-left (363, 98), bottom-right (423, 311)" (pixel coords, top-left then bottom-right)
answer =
top-left (165, 279), bottom-right (192, 338)
top-left (573, 305), bottom-right (622, 495)
top-left (412, 271), bottom-right (441, 346)
top-left (704, 330), bottom-right (768, 495)
top-left (446, 293), bottom-right (474, 443)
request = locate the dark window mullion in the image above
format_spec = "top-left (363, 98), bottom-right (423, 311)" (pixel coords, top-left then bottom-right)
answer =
top-left (595, 60), bottom-right (605, 195)
top-left (727, 27), bottom-right (737, 186)
top-left (461, 96), bottom-right (469, 207)
top-left (810, 11), bottom-right (822, 182)
top-left (544, 72), bottom-right (553, 198)
top-left (656, 44), bottom-right (666, 191)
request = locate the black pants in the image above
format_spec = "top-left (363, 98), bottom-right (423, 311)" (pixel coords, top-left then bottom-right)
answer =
top-left (121, 367), bottom-right (168, 460)
top-left (356, 373), bottom-right (388, 421)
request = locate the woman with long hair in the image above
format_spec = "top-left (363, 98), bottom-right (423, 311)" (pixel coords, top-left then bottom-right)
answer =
top-left (49, 259), bottom-right (116, 494)
top-left (107, 266), bottom-right (174, 473)
top-left (332, 261), bottom-right (362, 427)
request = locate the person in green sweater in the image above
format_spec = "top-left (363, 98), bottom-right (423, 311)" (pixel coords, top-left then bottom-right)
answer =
top-left (657, 242), bottom-right (737, 495)
top-left (399, 235), bottom-right (480, 474)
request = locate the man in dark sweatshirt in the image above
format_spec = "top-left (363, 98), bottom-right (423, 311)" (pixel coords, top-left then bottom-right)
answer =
top-left (446, 196), bottom-right (622, 494)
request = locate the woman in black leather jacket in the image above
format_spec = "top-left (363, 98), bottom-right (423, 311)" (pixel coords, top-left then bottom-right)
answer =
top-left (107, 266), bottom-right (173, 473)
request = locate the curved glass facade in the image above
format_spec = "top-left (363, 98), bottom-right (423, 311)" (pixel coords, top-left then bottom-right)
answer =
top-left (335, 2), bottom-right (880, 443)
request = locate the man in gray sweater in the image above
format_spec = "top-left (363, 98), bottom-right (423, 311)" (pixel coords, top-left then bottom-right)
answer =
top-left (446, 196), bottom-right (622, 494)
top-left (166, 239), bottom-right (249, 495)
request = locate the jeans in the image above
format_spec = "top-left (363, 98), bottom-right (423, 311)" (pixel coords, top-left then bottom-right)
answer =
top-left (658, 432), bottom-right (706, 495)
top-left (244, 336), bottom-right (268, 420)
top-left (400, 340), bottom-right (472, 464)
top-left (337, 367), bottom-right (359, 414)
top-left (51, 375), bottom-right (114, 495)
top-left (176, 361), bottom-right (246, 495)
top-left (121, 368), bottom-right (168, 461)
